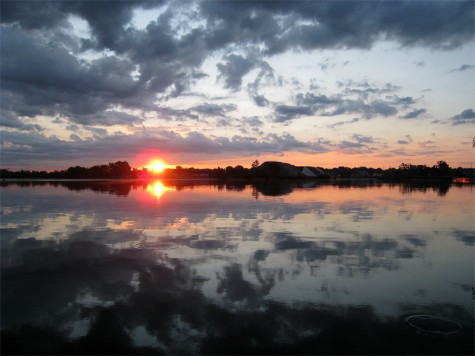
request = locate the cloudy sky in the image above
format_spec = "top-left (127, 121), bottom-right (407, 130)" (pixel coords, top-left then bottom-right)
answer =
top-left (1, 0), bottom-right (474, 170)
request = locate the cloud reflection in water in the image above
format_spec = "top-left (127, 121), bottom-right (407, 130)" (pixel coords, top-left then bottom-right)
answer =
top-left (1, 180), bottom-right (473, 354)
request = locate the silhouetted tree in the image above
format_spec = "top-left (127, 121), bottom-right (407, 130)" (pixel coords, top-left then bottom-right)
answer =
top-left (435, 160), bottom-right (450, 170)
top-left (108, 161), bottom-right (132, 178)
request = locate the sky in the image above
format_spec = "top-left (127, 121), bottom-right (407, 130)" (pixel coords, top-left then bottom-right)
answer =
top-left (1, 0), bottom-right (474, 170)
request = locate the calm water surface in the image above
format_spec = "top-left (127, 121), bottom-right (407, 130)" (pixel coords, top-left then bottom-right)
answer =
top-left (1, 180), bottom-right (473, 354)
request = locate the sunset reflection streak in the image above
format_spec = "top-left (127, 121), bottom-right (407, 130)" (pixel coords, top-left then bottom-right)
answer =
top-left (145, 180), bottom-right (173, 199)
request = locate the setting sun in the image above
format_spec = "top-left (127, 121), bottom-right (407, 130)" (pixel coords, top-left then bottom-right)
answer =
top-left (146, 160), bottom-right (166, 174)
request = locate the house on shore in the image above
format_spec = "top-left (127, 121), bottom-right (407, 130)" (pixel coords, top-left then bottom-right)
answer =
top-left (298, 166), bottom-right (327, 178)
top-left (255, 161), bottom-right (301, 178)
top-left (255, 161), bottom-right (328, 179)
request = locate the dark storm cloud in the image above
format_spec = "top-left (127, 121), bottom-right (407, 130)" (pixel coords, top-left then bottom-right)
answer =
top-left (70, 1), bottom-right (165, 51)
top-left (200, 0), bottom-right (474, 53)
top-left (2, 0), bottom-right (473, 128)
top-left (1, 26), bottom-right (149, 126)
top-left (1, 0), bottom-right (69, 30)
top-left (1, 0), bottom-right (474, 169)
top-left (0, 105), bottom-right (44, 132)
top-left (1, 0), bottom-right (163, 47)
top-left (0, 2), bottom-right (205, 125)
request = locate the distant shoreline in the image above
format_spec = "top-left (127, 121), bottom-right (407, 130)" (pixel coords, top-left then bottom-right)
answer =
top-left (2, 159), bottom-right (474, 181)
top-left (1, 176), bottom-right (470, 184)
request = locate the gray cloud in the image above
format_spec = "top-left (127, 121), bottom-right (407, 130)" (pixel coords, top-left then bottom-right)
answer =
top-left (1, 3), bottom-right (208, 126)
top-left (246, 62), bottom-right (274, 106)
top-left (273, 81), bottom-right (423, 122)
top-left (201, 0), bottom-right (474, 53)
top-left (217, 53), bottom-right (274, 93)
top-left (389, 96), bottom-right (418, 106)
top-left (77, 111), bottom-right (143, 127)
top-left (2, 0), bottom-right (473, 127)
top-left (1, 0), bottom-right (165, 50)
top-left (242, 116), bottom-right (264, 128)
top-left (190, 103), bottom-right (237, 117)
top-left (1, 26), bottom-right (151, 126)
top-left (296, 93), bottom-right (340, 107)
top-left (6, 0), bottom-right (471, 55)
top-left (397, 134), bottom-right (413, 144)
top-left (340, 81), bottom-right (400, 100)
top-left (338, 140), bottom-right (369, 151)
top-left (217, 54), bottom-right (256, 91)
top-left (336, 135), bottom-right (378, 154)
top-left (0, 113), bottom-right (44, 132)
top-left (449, 64), bottom-right (475, 73)
top-left (449, 109), bottom-right (475, 126)
top-left (1, 0), bottom-right (473, 167)
top-left (321, 99), bottom-right (397, 118)
top-left (251, 94), bottom-right (270, 107)
top-left (328, 117), bottom-right (361, 128)
top-left (274, 105), bottom-right (314, 122)
top-left (369, 100), bottom-right (398, 117)
top-left (352, 134), bottom-right (374, 144)
top-left (401, 108), bottom-right (427, 119)
top-left (0, 129), bottom-right (329, 169)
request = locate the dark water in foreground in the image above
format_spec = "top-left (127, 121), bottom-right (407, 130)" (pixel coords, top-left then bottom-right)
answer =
top-left (1, 180), bottom-right (473, 355)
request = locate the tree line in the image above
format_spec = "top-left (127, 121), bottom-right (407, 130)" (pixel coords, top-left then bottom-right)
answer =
top-left (326, 160), bottom-right (469, 179)
top-left (0, 161), bottom-right (250, 179)
top-left (1, 161), bottom-right (135, 179)
top-left (0, 159), bottom-right (472, 180)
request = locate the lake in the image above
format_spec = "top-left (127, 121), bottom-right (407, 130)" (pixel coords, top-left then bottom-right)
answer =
top-left (1, 179), bottom-right (473, 354)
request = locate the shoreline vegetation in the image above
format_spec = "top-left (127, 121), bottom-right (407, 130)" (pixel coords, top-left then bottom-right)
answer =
top-left (1, 160), bottom-right (474, 181)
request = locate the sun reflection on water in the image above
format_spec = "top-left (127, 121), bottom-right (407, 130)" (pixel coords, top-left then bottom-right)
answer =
top-left (146, 180), bottom-right (172, 199)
